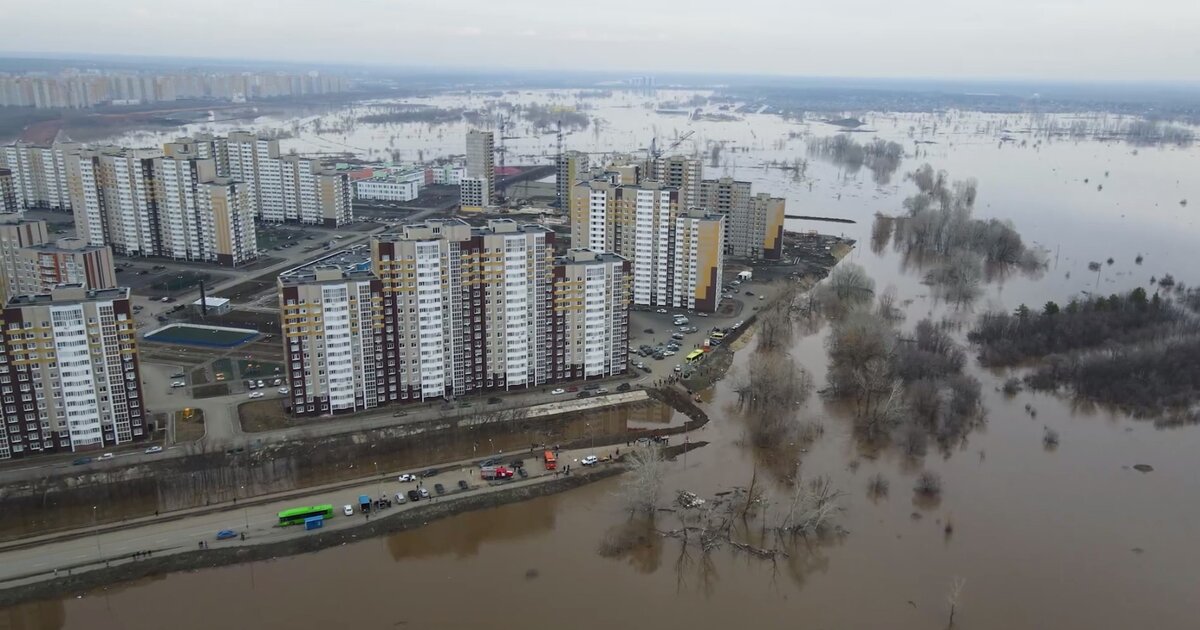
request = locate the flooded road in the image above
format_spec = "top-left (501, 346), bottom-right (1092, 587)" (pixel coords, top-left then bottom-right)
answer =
top-left (6, 92), bottom-right (1200, 629)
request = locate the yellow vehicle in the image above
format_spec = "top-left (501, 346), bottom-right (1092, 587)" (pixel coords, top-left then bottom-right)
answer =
top-left (686, 349), bottom-right (705, 363)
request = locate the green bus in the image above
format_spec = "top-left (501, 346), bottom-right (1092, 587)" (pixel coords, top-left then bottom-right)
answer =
top-left (277, 504), bottom-right (334, 526)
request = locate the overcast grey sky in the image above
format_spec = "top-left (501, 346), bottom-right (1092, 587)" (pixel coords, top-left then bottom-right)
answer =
top-left (5, 0), bottom-right (1200, 81)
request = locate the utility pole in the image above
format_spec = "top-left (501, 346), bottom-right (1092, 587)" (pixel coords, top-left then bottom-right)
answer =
top-left (92, 506), bottom-right (101, 560)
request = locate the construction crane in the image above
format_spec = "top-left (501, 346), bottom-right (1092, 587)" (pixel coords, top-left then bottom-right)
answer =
top-left (647, 129), bottom-right (696, 160)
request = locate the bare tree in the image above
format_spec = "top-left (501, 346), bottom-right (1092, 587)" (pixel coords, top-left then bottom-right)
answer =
top-left (815, 262), bottom-right (876, 317)
top-left (621, 446), bottom-right (665, 516)
top-left (946, 576), bottom-right (967, 629)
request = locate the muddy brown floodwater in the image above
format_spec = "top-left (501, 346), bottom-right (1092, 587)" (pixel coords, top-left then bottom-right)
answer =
top-left (5, 95), bottom-right (1200, 629)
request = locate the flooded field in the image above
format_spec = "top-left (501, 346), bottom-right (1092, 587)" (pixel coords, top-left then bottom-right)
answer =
top-left (6, 91), bottom-right (1200, 629)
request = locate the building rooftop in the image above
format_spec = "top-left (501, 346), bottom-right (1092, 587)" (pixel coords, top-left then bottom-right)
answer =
top-left (192, 296), bottom-right (230, 308)
top-left (557, 248), bottom-right (627, 265)
top-left (6, 284), bottom-right (129, 307)
top-left (21, 237), bottom-right (107, 253)
top-left (278, 264), bottom-right (377, 287)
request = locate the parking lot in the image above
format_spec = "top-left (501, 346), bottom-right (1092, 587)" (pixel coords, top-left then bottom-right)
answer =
top-left (626, 272), bottom-right (782, 384)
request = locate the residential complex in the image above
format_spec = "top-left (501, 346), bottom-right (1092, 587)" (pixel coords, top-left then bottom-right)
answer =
top-left (278, 266), bottom-right (383, 417)
top-left (0, 285), bottom-right (146, 460)
top-left (462, 130), bottom-right (494, 211)
top-left (353, 167), bottom-right (425, 202)
top-left (570, 178), bottom-right (725, 312)
top-left (281, 219), bottom-right (630, 418)
top-left (0, 70), bottom-right (347, 109)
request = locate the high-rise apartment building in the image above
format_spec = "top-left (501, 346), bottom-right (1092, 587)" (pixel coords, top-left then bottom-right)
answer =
top-left (0, 168), bottom-right (16, 214)
top-left (652, 155), bottom-right (702, 210)
top-left (552, 249), bottom-right (630, 380)
top-left (0, 286), bottom-right (146, 460)
top-left (13, 238), bottom-right (117, 297)
top-left (0, 216), bottom-right (50, 303)
top-left (278, 266), bottom-right (383, 417)
top-left (0, 143), bottom-right (73, 211)
top-left (699, 177), bottom-right (785, 260)
top-left (672, 211), bottom-right (726, 312)
top-left (463, 130), bottom-right (495, 211)
top-left (372, 219), bottom-right (554, 402)
top-left (65, 147), bottom-right (159, 257)
top-left (155, 142), bottom-right (258, 265)
top-left (555, 150), bottom-right (589, 209)
top-left (570, 178), bottom-right (727, 311)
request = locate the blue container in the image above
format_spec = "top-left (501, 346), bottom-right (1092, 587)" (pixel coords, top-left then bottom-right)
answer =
top-left (304, 515), bottom-right (324, 530)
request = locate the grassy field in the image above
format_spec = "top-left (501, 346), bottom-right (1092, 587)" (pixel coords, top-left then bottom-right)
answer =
top-left (193, 383), bottom-right (230, 399)
top-left (173, 408), bottom-right (206, 443)
top-left (239, 399), bottom-right (300, 433)
top-left (148, 270), bottom-right (213, 294)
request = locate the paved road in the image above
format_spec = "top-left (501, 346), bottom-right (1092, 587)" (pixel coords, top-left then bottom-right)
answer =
top-left (0, 442), bottom-right (628, 588)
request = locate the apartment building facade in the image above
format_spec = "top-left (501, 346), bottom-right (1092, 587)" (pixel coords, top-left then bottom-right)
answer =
top-left (0, 286), bottom-right (146, 460)
top-left (0, 143), bottom-right (74, 212)
top-left (570, 178), bottom-right (728, 312)
top-left (698, 177), bottom-right (786, 260)
top-left (463, 130), bottom-right (494, 211)
top-left (12, 238), bottom-right (117, 297)
top-left (0, 168), bottom-right (16, 214)
top-left (555, 150), bottom-right (589, 209)
top-left (278, 266), bottom-right (383, 417)
top-left (0, 216), bottom-right (50, 303)
top-left (652, 155), bottom-right (702, 209)
top-left (552, 249), bottom-right (630, 380)
top-left (672, 211), bottom-right (726, 312)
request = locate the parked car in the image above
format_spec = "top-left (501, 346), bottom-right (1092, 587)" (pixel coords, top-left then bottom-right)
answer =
top-left (398, 473), bottom-right (416, 482)
top-left (581, 455), bottom-right (599, 466)
top-left (617, 383), bottom-right (632, 392)
top-left (395, 492), bottom-right (408, 504)
top-left (99, 452), bottom-right (114, 460)
top-left (248, 391), bottom-right (264, 399)
top-left (576, 391), bottom-right (591, 398)
top-left (419, 487), bottom-right (430, 498)
top-left (170, 372), bottom-right (185, 378)
top-left (595, 388), bottom-right (609, 395)
top-left (407, 490), bottom-right (421, 502)
top-left (343, 505), bottom-right (355, 516)
top-left (518, 467), bottom-right (529, 478)
top-left (566, 386), bottom-right (579, 392)
top-left (277, 387), bottom-right (289, 394)
top-left (551, 388), bottom-right (566, 395)
top-left (671, 333), bottom-right (684, 340)
top-left (458, 480), bottom-right (470, 491)
top-left (639, 365), bottom-right (652, 373)
top-left (144, 446), bottom-right (163, 454)
top-left (420, 468), bottom-right (439, 478)
top-left (480, 458), bottom-right (501, 467)
top-left (216, 529), bottom-right (238, 540)
top-left (509, 459), bottom-right (525, 469)
top-left (72, 457), bottom-right (92, 465)
top-left (171, 381), bottom-right (186, 388)
top-left (655, 308), bottom-right (668, 314)
top-left (255, 380), bottom-right (264, 387)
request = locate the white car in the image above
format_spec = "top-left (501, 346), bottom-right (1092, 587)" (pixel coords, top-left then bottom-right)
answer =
top-left (277, 387), bottom-right (289, 394)
top-left (256, 380), bottom-right (264, 387)
top-left (581, 455), bottom-right (599, 466)
top-left (343, 505), bottom-right (354, 516)
top-left (419, 487), bottom-right (430, 498)
top-left (170, 381), bottom-right (185, 388)
top-left (248, 391), bottom-right (264, 399)
top-left (551, 388), bottom-right (566, 395)
top-left (655, 308), bottom-right (668, 314)
top-left (398, 473), bottom-right (416, 482)
top-left (99, 452), bottom-right (114, 460)
top-left (144, 446), bottom-right (163, 454)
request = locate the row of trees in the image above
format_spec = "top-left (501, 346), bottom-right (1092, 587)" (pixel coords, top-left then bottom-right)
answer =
top-left (968, 288), bottom-right (1182, 366)
top-left (807, 135), bottom-right (905, 184)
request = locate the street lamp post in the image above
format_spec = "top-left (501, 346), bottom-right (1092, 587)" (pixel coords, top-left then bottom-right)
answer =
top-left (92, 506), bottom-right (101, 561)
top-left (374, 461), bottom-right (381, 499)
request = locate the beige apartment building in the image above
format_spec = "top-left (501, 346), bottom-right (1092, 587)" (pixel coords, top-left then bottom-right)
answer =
top-left (0, 216), bottom-right (50, 303)
top-left (278, 266), bottom-right (383, 417)
top-left (0, 285), bottom-right (146, 460)
top-left (0, 167), bottom-right (16, 214)
top-left (12, 238), bottom-right (117, 297)
top-left (463, 130), bottom-right (495, 211)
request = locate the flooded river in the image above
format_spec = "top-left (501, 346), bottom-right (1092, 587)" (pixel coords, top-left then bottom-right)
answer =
top-left (5, 92), bottom-right (1200, 629)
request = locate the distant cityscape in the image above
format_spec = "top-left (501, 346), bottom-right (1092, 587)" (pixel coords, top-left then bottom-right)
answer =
top-left (0, 69), bottom-right (349, 109)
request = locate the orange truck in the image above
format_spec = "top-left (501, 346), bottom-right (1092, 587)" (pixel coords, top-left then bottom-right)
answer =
top-left (543, 450), bottom-right (557, 470)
